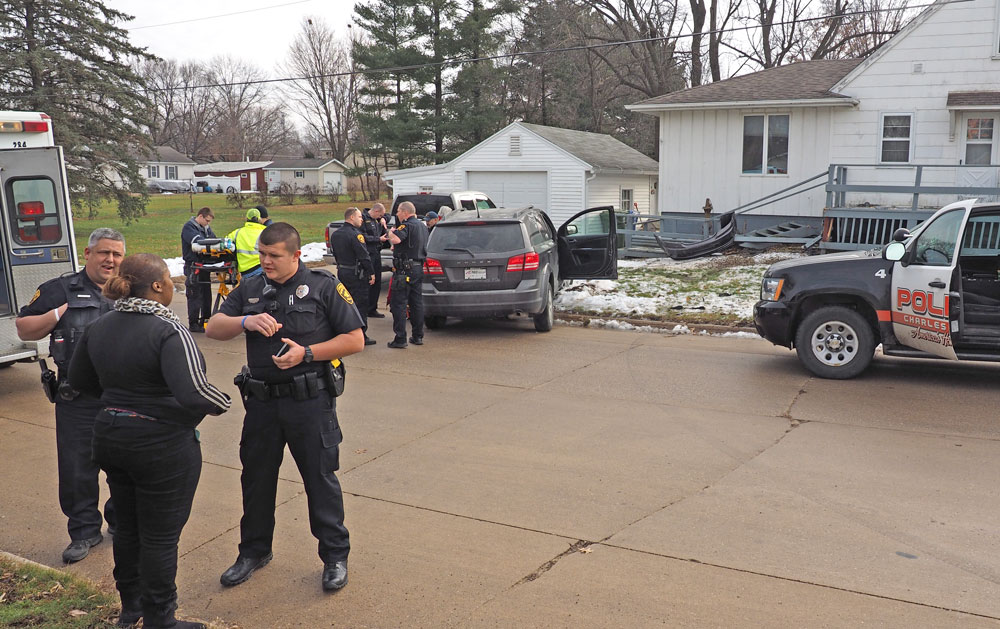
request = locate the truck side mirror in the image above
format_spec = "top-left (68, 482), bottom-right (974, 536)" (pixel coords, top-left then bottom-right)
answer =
top-left (884, 241), bottom-right (906, 262)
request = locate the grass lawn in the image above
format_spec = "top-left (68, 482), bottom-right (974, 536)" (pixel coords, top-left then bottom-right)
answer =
top-left (0, 556), bottom-right (118, 628)
top-left (72, 193), bottom-right (388, 261)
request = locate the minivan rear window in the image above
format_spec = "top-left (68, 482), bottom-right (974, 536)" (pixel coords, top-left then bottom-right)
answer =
top-left (428, 223), bottom-right (525, 254)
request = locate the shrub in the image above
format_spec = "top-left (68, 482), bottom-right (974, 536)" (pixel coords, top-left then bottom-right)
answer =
top-left (278, 182), bottom-right (297, 206)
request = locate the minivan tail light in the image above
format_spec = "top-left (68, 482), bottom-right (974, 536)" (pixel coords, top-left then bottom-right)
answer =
top-left (523, 252), bottom-right (539, 271)
top-left (506, 254), bottom-right (524, 272)
top-left (424, 258), bottom-right (443, 274)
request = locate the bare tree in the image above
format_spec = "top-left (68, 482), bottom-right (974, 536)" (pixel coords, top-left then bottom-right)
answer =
top-left (281, 17), bottom-right (358, 161)
top-left (727, 0), bottom-right (812, 69)
top-left (206, 55), bottom-right (273, 160)
top-left (810, 0), bottom-right (912, 59)
top-left (139, 59), bottom-right (221, 161)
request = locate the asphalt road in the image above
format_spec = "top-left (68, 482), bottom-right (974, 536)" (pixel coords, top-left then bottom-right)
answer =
top-left (1, 291), bottom-right (999, 628)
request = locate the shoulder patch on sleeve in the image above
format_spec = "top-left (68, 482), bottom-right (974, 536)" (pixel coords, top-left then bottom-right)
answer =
top-left (28, 289), bottom-right (40, 305)
top-left (357, 233), bottom-right (365, 244)
top-left (397, 225), bottom-right (405, 231)
top-left (336, 282), bottom-right (354, 305)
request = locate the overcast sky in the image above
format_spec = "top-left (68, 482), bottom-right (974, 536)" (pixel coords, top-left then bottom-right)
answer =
top-left (105, 0), bottom-right (357, 75)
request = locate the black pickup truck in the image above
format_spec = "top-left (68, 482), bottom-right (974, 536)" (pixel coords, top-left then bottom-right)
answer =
top-left (754, 199), bottom-right (1000, 378)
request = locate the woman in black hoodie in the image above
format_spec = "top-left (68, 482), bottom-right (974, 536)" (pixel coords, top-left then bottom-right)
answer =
top-left (70, 253), bottom-right (230, 629)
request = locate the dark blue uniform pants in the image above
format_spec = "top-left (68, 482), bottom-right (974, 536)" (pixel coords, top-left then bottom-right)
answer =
top-left (367, 250), bottom-right (382, 313)
top-left (55, 396), bottom-right (114, 540)
top-left (238, 391), bottom-right (349, 563)
top-left (338, 273), bottom-right (369, 333)
top-left (390, 266), bottom-right (424, 342)
top-left (92, 411), bottom-right (201, 627)
top-left (184, 265), bottom-right (213, 326)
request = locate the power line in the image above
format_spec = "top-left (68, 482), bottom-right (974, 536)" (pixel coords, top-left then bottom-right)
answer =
top-left (129, 0), bottom-right (315, 30)
top-left (0, 0), bottom-right (969, 100)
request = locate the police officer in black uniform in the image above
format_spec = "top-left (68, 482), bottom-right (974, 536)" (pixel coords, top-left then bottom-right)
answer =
top-left (386, 200), bottom-right (429, 348)
top-left (361, 203), bottom-right (389, 318)
top-left (330, 207), bottom-right (375, 346)
top-left (16, 227), bottom-right (124, 563)
top-left (206, 222), bottom-right (365, 593)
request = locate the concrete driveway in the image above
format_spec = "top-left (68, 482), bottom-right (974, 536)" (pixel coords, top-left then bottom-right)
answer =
top-left (1, 291), bottom-right (998, 628)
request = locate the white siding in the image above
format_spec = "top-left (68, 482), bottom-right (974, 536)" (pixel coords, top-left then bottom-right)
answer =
top-left (830, 0), bottom-right (1000, 207)
top-left (587, 174), bottom-right (656, 213)
top-left (658, 107), bottom-right (833, 216)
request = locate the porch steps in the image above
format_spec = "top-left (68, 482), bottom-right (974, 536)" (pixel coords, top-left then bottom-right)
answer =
top-left (735, 221), bottom-right (819, 249)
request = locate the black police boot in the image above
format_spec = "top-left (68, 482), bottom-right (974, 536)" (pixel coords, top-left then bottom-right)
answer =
top-left (62, 534), bottom-right (103, 563)
top-left (364, 335), bottom-right (377, 346)
top-left (368, 311), bottom-right (385, 318)
top-left (117, 595), bottom-right (142, 627)
top-left (408, 337), bottom-right (423, 346)
top-left (387, 338), bottom-right (407, 349)
top-left (220, 552), bottom-right (272, 587)
top-left (322, 560), bottom-right (348, 591)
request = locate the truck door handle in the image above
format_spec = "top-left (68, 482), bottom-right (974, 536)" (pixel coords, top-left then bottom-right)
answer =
top-left (928, 280), bottom-right (946, 288)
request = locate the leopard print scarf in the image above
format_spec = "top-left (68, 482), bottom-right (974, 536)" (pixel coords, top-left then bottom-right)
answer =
top-left (114, 296), bottom-right (183, 325)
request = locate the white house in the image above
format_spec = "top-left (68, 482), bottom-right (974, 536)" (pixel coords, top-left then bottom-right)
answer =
top-left (265, 158), bottom-right (346, 193)
top-left (139, 146), bottom-right (195, 182)
top-left (384, 122), bottom-right (658, 224)
top-left (628, 0), bottom-right (1000, 216)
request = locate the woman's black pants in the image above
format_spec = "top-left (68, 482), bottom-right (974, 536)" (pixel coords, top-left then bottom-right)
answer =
top-left (93, 409), bottom-right (201, 627)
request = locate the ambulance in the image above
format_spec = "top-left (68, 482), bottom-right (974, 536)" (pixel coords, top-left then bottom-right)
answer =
top-left (0, 111), bottom-right (79, 366)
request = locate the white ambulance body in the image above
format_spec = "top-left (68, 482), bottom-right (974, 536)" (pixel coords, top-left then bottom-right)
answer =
top-left (0, 111), bottom-right (80, 365)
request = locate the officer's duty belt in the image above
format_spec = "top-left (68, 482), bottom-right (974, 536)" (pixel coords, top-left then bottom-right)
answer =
top-left (263, 378), bottom-right (329, 398)
top-left (238, 370), bottom-right (329, 401)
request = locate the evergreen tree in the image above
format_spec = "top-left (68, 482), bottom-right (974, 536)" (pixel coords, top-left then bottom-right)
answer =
top-left (353, 0), bottom-right (429, 170)
top-left (445, 0), bottom-right (517, 155)
top-left (0, 0), bottom-right (154, 223)
top-left (413, 0), bottom-right (458, 163)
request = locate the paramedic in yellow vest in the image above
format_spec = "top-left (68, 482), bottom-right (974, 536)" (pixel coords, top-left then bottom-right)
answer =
top-left (227, 208), bottom-right (268, 279)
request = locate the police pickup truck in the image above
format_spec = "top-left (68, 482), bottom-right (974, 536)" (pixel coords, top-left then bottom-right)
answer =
top-left (754, 199), bottom-right (1000, 379)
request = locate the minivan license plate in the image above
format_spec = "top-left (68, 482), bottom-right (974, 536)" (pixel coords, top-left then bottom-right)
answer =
top-left (464, 267), bottom-right (487, 280)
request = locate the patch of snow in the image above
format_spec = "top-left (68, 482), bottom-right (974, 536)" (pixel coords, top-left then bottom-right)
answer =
top-left (165, 257), bottom-right (185, 277)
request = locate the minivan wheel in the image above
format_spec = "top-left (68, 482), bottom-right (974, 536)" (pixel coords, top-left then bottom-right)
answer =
top-left (533, 283), bottom-right (554, 332)
top-left (794, 306), bottom-right (875, 379)
top-left (425, 315), bottom-right (446, 330)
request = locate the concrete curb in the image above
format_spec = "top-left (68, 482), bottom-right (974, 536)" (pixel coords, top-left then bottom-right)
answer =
top-left (555, 312), bottom-right (757, 335)
top-left (0, 550), bottom-right (53, 571)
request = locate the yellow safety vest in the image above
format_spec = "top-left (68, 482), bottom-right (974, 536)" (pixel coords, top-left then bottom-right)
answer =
top-left (227, 221), bottom-right (267, 272)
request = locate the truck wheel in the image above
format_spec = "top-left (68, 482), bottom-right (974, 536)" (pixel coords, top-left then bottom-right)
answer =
top-left (425, 315), bottom-right (446, 330)
top-left (795, 306), bottom-right (875, 379)
top-left (533, 283), bottom-right (554, 332)
top-left (226, 186), bottom-right (236, 193)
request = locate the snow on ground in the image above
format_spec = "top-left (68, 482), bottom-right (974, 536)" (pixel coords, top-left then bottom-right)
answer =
top-left (166, 241), bottom-right (328, 278)
top-left (555, 250), bottom-right (802, 321)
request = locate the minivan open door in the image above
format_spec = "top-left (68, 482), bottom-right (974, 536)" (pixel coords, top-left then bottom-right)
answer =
top-left (557, 205), bottom-right (617, 280)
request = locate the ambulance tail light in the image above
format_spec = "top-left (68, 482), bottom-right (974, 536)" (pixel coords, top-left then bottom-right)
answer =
top-left (23, 121), bottom-right (49, 133)
top-left (17, 201), bottom-right (45, 216)
top-left (424, 258), bottom-right (444, 275)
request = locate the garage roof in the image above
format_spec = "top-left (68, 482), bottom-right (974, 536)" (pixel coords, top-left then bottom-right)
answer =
top-left (518, 123), bottom-right (658, 175)
top-left (266, 158), bottom-right (345, 170)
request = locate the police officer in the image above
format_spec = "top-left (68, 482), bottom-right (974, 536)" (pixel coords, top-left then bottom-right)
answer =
top-left (386, 200), bottom-right (428, 348)
top-left (362, 203), bottom-right (389, 319)
top-left (226, 208), bottom-right (267, 279)
top-left (181, 207), bottom-right (216, 333)
top-left (15, 227), bottom-right (124, 563)
top-left (205, 222), bottom-right (365, 593)
top-left (330, 207), bottom-right (375, 346)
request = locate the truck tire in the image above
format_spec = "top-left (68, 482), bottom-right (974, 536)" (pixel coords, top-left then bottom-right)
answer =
top-left (533, 283), bottom-right (554, 332)
top-left (425, 315), bottom-right (446, 330)
top-left (795, 306), bottom-right (876, 379)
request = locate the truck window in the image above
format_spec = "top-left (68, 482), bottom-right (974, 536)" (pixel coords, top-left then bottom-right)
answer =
top-left (6, 177), bottom-right (62, 246)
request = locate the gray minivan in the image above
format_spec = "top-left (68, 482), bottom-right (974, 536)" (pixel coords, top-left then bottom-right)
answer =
top-left (422, 205), bottom-right (618, 332)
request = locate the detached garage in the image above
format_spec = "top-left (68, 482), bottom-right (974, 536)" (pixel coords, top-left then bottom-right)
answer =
top-left (384, 122), bottom-right (658, 225)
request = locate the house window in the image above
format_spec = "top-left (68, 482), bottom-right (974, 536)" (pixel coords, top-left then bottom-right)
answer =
top-left (620, 188), bottom-right (633, 212)
top-left (294, 170), bottom-right (305, 178)
top-left (147, 165), bottom-right (159, 178)
top-left (509, 134), bottom-right (521, 156)
top-left (965, 118), bottom-right (994, 165)
top-left (166, 165), bottom-right (177, 179)
top-left (742, 114), bottom-right (789, 175)
top-left (241, 173), bottom-right (248, 178)
top-left (880, 114), bottom-right (912, 163)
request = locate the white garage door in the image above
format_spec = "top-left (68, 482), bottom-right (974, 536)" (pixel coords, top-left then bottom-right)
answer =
top-left (323, 171), bottom-right (343, 193)
top-left (467, 171), bottom-right (547, 209)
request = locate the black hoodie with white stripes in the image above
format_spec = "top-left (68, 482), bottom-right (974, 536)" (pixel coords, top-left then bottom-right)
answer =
top-left (69, 311), bottom-right (231, 426)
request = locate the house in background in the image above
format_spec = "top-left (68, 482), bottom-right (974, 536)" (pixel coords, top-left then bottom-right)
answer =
top-left (193, 161), bottom-right (270, 193)
top-left (628, 0), bottom-right (1000, 218)
top-left (384, 122), bottom-right (658, 224)
top-left (137, 146), bottom-right (195, 184)
top-left (265, 158), bottom-right (346, 193)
